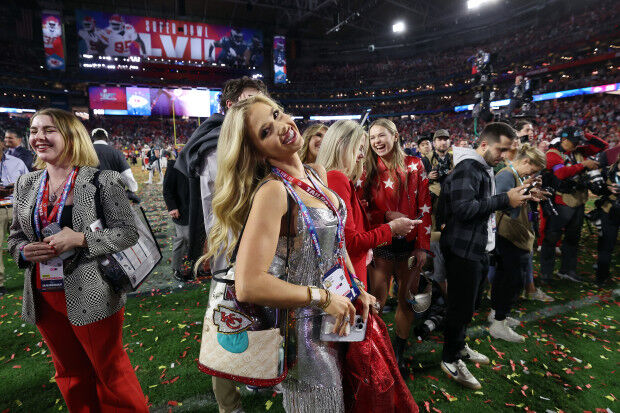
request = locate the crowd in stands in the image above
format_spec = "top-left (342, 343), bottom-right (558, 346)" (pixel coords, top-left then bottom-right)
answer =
top-left (286, 1), bottom-right (619, 90)
top-left (2, 94), bottom-right (617, 155)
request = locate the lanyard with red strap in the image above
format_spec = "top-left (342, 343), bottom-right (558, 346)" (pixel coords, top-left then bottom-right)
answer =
top-left (34, 168), bottom-right (78, 239)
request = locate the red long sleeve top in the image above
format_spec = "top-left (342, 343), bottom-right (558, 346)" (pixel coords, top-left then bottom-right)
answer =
top-left (327, 170), bottom-right (392, 287)
top-left (359, 156), bottom-right (432, 252)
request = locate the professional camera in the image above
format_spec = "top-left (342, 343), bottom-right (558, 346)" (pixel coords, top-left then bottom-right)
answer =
top-left (413, 277), bottom-right (446, 341)
top-left (507, 76), bottom-right (535, 117)
top-left (471, 50), bottom-right (497, 123)
top-left (433, 156), bottom-right (452, 181)
top-left (540, 186), bottom-right (559, 217)
top-left (586, 168), bottom-right (606, 194)
top-left (414, 313), bottom-right (445, 341)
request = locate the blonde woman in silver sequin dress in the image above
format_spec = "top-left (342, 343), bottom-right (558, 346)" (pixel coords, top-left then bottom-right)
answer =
top-left (205, 95), bottom-right (379, 412)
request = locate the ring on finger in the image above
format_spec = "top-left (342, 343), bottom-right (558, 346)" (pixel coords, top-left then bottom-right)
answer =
top-left (343, 315), bottom-right (350, 324)
top-left (372, 302), bottom-right (381, 311)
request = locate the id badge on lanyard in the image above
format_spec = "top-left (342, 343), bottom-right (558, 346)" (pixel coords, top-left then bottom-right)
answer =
top-left (322, 264), bottom-right (358, 300)
top-left (272, 167), bottom-right (360, 300)
top-left (34, 168), bottom-right (77, 291)
top-left (39, 258), bottom-right (64, 291)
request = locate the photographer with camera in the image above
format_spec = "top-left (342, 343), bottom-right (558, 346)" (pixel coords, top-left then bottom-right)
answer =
top-left (425, 129), bottom-right (453, 197)
top-left (423, 129), bottom-right (454, 296)
top-left (540, 126), bottom-right (606, 283)
top-left (594, 153), bottom-right (619, 287)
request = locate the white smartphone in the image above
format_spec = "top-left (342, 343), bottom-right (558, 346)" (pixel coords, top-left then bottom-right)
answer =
top-left (320, 314), bottom-right (367, 342)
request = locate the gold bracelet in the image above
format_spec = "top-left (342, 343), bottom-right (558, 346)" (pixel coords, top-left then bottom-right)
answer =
top-left (319, 289), bottom-right (331, 310)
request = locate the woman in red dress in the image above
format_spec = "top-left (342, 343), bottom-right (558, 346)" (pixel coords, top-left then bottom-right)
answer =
top-left (361, 118), bottom-right (432, 369)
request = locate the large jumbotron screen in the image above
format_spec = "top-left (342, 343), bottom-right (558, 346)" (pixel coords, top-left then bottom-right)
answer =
top-left (76, 10), bottom-right (264, 68)
top-left (89, 86), bottom-right (217, 117)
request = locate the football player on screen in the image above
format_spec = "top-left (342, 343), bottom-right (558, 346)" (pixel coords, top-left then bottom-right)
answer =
top-left (98, 14), bottom-right (145, 57)
top-left (78, 16), bottom-right (106, 55)
top-left (248, 35), bottom-right (264, 67)
top-left (42, 15), bottom-right (64, 67)
top-left (208, 28), bottom-right (250, 66)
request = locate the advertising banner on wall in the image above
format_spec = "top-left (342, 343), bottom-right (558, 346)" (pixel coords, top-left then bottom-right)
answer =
top-left (273, 36), bottom-right (287, 84)
top-left (89, 86), bottom-right (127, 114)
top-left (76, 10), bottom-right (263, 68)
top-left (42, 11), bottom-right (65, 70)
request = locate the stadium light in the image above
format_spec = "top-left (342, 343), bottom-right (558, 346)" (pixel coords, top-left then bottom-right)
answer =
top-left (392, 21), bottom-right (406, 33)
top-left (467, 0), bottom-right (496, 10)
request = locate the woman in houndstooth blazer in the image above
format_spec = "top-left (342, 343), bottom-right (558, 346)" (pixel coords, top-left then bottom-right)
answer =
top-left (8, 108), bottom-right (148, 412)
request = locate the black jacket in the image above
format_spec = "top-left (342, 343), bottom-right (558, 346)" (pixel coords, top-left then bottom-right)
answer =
top-left (439, 158), bottom-right (509, 260)
top-left (163, 160), bottom-right (190, 225)
top-left (174, 113), bottom-right (224, 261)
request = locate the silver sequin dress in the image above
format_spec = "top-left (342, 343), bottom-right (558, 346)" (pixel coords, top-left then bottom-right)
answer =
top-left (268, 201), bottom-right (347, 413)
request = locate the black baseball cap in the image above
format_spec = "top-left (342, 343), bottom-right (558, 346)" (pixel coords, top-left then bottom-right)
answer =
top-left (559, 126), bottom-right (584, 145)
top-left (418, 134), bottom-right (432, 145)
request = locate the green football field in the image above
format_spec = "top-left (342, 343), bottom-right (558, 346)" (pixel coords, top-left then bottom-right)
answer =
top-left (1, 169), bottom-right (618, 412)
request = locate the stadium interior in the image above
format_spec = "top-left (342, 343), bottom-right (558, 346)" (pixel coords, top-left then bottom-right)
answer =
top-left (0, 0), bottom-right (618, 411)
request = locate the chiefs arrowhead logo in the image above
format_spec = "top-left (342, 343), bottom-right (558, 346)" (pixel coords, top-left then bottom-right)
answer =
top-left (213, 305), bottom-right (253, 334)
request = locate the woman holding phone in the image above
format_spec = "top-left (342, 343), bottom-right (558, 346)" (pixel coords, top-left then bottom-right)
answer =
top-left (361, 118), bottom-right (432, 370)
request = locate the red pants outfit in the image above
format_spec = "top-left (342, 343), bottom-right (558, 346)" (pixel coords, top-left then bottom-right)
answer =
top-left (36, 290), bottom-right (148, 413)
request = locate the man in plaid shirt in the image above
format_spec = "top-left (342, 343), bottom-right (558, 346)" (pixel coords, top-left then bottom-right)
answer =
top-left (438, 123), bottom-right (532, 390)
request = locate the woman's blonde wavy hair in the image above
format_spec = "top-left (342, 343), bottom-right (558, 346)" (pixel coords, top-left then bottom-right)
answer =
top-left (316, 120), bottom-right (367, 182)
top-left (204, 94), bottom-right (280, 261)
top-left (363, 118), bottom-right (406, 197)
top-left (298, 123), bottom-right (327, 163)
top-left (515, 143), bottom-right (546, 169)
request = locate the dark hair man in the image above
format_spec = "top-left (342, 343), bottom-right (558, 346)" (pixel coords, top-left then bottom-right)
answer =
top-left (417, 135), bottom-right (433, 172)
top-left (162, 159), bottom-right (190, 282)
top-left (439, 122), bottom-right (531, 390)
top-left (175, 76), bottom-right (269, 265)
top-left (540, 126), bottom-right (605, 283)
top-left (4, 129), bottom-right (34, 171)
top-left (91, 128), bottom-right (139, 193)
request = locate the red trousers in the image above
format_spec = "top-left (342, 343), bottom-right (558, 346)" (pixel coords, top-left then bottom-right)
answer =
top-left (36, 291), bottom-right (148, 413)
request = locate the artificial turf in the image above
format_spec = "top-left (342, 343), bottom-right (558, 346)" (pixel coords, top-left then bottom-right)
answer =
top-left (0, 169), bottom-right (617, 412)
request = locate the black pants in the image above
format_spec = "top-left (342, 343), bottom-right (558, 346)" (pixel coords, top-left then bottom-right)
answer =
top-left (491, 236), bottom-right (529, 321)
top-left (442, 247), bottom-right (489, 363)
top-left (596, 211), bottom-right (619, 282)
top-left (540, 204), bottom-right (584, 279)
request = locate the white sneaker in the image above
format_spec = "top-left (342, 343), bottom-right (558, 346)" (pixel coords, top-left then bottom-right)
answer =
top-left (489, 319), bottom-right (525, 343)
top-left (527, 288), bottom-right (554, 302)
top-left (461, 344), bottom-right (490, 365)
top-left (487, 310), bottom-right (520, 327)
top-left (441, 360), bottom-right (482, 390)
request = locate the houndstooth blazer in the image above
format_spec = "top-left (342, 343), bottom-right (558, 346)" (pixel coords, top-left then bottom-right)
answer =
top-left (8, 167), bottom-right (138, 326)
